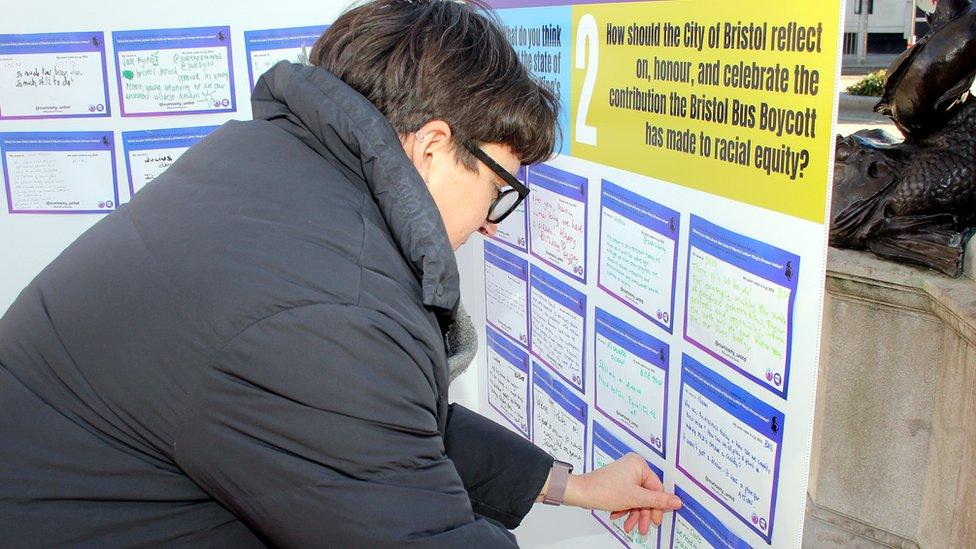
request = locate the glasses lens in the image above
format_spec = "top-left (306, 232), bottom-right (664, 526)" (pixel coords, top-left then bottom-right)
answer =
top-left (488, 190), bottom-right (521, 223)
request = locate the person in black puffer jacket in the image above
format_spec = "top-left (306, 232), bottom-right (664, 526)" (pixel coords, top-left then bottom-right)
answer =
top-left (0, 1), bottom-right (681, 546)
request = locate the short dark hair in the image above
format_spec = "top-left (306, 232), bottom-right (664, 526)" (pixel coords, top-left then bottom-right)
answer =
top-left (310, 0), bottom-right (559, 167)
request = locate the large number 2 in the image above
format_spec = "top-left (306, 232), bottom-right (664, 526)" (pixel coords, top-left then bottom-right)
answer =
top-left (575, 14), bottom-right (598, 146)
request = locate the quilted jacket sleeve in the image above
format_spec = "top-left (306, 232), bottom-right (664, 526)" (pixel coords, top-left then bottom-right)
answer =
top-left (444, 403), bottom-right (553, 528)
top-left (173, 303), bottom-right (519, 548)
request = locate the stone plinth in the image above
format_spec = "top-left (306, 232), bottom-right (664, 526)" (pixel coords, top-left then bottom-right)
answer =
top-left (803, 247), bottom-right (976, 548)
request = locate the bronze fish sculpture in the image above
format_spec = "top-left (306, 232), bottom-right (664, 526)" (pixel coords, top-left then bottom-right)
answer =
top-left (830, 0), bottom-right (976, 277)
top-left (875, 0), bottom-right (976, 139)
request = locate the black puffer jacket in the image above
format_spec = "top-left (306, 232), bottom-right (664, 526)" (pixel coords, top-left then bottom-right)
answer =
top-left (0, 61), bottom-right (552, 547)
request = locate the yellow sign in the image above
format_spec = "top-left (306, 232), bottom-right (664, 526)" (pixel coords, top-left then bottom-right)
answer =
top-left (570, 2), bottom-right (840, 223)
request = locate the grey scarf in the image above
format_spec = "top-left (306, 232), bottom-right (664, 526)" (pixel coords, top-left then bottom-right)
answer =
top-left (445, 303), bottom-right (478, 382)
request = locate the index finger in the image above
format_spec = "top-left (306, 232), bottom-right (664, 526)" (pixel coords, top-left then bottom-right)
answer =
top-left (634, 489), bottom-right (682, 511)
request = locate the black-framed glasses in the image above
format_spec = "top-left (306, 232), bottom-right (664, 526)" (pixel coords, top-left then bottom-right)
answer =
top-left (461, 139), bottom-right (529, 224)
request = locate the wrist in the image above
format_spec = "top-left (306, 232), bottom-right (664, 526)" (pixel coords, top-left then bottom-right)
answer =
top-left (563, 472), bottom-right (588, 508)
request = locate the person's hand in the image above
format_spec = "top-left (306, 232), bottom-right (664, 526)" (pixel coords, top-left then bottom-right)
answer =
top-left (564, 453), bottom-right (680, 536)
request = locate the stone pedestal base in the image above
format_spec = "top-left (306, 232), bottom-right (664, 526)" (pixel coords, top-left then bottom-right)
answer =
top-left (803, 248), bottom-right (976, 548)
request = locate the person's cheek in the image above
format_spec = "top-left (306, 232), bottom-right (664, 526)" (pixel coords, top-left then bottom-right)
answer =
top-left (477, 185), bottom-right (492, 231)
top-left (477, 192), bottom-right (495, 236)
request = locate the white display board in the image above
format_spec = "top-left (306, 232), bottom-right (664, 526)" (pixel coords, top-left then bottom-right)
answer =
top-left (459, 153), bottom-right (830, 548)
top-left (0, 1), bottom-right (337, 316)
top-left (461, 1), bottom-right (845, 547)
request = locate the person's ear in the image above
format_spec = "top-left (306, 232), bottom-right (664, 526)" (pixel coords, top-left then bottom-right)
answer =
top-left (414, 120), bottom-right (453, 161)
top-left (402, 120), bottom-right (454, 181)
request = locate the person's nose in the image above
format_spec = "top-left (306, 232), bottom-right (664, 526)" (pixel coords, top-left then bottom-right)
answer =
top-left (480, 221), bottom-right (497, 237)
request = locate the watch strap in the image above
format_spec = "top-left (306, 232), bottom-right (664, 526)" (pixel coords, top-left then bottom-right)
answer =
top-left (542, 460), bottom-right (574, 505)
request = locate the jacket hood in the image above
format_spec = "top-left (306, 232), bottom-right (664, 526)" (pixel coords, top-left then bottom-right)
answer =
top-left (251, 61), bottom-right (460, 318)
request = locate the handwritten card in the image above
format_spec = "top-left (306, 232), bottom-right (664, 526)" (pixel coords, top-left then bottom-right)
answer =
top-left (669, 486), bottom-right (752, 549)
top-left (594, 308), bottom-right (669, 458)
top-left (243, 25), bottom-right (328, 90)
top-left (113, 27), bottom-right (235, 116)
top-left (532, 364), bottom-right (587, 472)
top-left (591, 422), bottom-right (665, 549)
top-left (1, 132), bottom-right (117, 214)
top-left (491, 166), bottom-right (529, 251)
top-left (677, 355), bottom-right (784, 544)
top-left (486, 326), bottom-right (531, 438)
top-left (484, 240), bottom-right (529, 347)
top-left (0, 32), bottom-right (110, 119)
top-left (683, 215), bottom-right (800, 397)
top-left (529, 163), bottom-right (587, 282)
top-left (121, 125), bottom-right (218, 197)
top-left (598, 180), bottom-right (679, 334)
top-left (529, 265), bottom-right (586, 392)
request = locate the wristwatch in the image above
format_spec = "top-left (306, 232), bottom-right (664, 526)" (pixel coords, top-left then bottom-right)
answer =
top-left (542, 460), bottom-right (574, 506)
